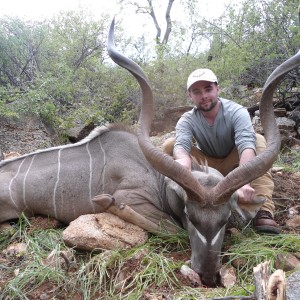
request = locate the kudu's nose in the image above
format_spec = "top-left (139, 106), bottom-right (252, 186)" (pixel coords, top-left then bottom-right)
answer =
top-left (200, 272), bottom-right (220, 287)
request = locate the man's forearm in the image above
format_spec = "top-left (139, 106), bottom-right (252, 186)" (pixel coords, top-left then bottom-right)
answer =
top-left (237, 148), bottom-right (256, 203)
top-left (239, 148), bottom-right (256, 165)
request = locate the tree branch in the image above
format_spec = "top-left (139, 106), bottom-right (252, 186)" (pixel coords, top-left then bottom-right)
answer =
top-left (162, 0), bottom-right (175, 44)
top-left (204, 19), bottom-right (242, 49)
top-left (147, 0), bottom-right (161, 43)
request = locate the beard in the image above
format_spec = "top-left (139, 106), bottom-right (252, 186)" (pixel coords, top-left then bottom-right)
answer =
top-left (197, 98), bottom-right (218, 112)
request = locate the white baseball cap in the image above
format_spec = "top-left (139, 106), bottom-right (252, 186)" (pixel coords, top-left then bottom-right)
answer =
top-left (187, 68), bottom-right (218, 90)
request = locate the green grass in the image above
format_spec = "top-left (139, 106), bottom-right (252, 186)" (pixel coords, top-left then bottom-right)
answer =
top-left (223, 229), bottom-right (300, 280)
top-left (0, 219), bottom-right (196, 299)
top-left (1, 215), bottom-right (299, 299)
top-left (275, 147), bottom-right (300, 172)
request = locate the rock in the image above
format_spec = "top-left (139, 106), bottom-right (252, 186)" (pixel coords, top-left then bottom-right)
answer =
top-left (287, 206), bottom-right (300, 218)
top-left (226, 227), bottom-right (240, 236)
top-left (231, 257), bottom-right (248, 269)
top-left (0, 222), bottom-right (14, 235)
top-left (4, 243), bottom-right (27, 257)
top-left (219, 265), bottom-right (237, 288)
top-left (62, 213), bottom-right (148, 251)
top-left (180, 264), bottom-right (202, 287)
top-left (3, 151), bottom-right (21, 159)
top-left (276, 117), bottom-right (295, 131)
top-left (274, 108), bottom-right (288, 117)
top-left (289, 108), bottom-right (300, 135)
top-left (275, 253), bottom-right (300, 271)
top-left (252, 111), bottom-right (300, 141)
top-left (286, 270), bottom-right (300, 300)
top-left (252, 115), bottom-right (261, 125)
top-left (286, 215), bottom-right (300, 228)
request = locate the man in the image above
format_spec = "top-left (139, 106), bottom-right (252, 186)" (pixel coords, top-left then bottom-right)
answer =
top-left (162, 68), bottom-right (280, 234)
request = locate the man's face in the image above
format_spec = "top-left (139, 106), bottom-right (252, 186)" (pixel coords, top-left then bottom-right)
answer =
top-left (188, 81), bottom-right (219, 112)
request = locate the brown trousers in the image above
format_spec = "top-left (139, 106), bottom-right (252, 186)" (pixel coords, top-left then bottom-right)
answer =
top-left (162, 134), bottom-right (275, 215)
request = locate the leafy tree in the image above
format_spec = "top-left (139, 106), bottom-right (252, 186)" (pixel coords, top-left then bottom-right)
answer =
top-left (204, 0), bottom-right (300, 88)
top-left (0, 17), bottom-right (46, 87)
top-left (1, 0), bottom-right (300, 138)
top-left (0, 11), bottom-right (138, 131)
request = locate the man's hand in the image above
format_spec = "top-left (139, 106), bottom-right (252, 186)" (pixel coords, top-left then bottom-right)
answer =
top-left (174, 148), bottom-right (192, 171)
top-left (237, 184), bottom-right (255, 204)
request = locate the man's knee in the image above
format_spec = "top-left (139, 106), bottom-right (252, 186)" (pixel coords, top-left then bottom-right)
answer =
top-left (255, 133), bottom-right (267, 154)
top-left (162, 137), bottom-right (176, 157)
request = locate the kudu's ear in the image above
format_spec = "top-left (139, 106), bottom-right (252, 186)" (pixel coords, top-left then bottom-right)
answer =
top-left (230, 193), bottom-right (265, 221)
top-left (164, 177), bottom-right (188, 203)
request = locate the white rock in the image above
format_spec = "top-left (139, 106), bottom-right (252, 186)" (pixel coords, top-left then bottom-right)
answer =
top-left (62, 213), bottom-right (148, 251)
top-left (180, 264), bottom-right (202, 286)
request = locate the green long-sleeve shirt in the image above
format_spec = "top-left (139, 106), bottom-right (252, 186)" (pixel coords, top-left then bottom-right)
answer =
top-left (174, 98), bottom-right (256, 158)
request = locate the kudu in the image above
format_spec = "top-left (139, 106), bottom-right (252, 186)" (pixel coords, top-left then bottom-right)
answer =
top-left (1, 19), bottom-right (300, 286)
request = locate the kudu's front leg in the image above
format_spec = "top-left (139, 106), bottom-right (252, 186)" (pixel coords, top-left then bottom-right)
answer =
top-left (92, 194), bottom-right (161, 233)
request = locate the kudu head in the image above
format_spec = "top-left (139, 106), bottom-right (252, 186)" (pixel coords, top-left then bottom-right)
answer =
top-left (107, 18), bottom-right (300, 286)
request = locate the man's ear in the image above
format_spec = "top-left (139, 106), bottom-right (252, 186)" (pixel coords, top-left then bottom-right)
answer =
top-left (187, 90), bottom-right (192, 99)
top-left (230, 193), bottom-right (265, 221)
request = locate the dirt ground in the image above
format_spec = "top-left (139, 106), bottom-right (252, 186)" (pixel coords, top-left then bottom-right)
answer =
top-left (272, 170), bottom-right (300, 229)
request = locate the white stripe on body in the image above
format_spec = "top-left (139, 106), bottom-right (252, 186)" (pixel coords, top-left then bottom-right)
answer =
top-left (9, 158), bottom-right (26, 210)
top-left (86, 142), bottom-right (95, 212)
top-left (53, 149), bottom-right (62, 218)
top-left (23, 155), bottom-right (36, 209)
top-left (98, 137), bottom-right (107, 191)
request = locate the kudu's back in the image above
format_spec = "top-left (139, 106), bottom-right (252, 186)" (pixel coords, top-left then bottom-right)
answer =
top-left (0, 126), bottom-right (168, 224)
